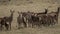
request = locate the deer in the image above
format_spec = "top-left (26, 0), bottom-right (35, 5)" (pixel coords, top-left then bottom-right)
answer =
top-left (31, 8), bottom-right (48, 27)
top-left (4, 9), bottom-right (15, 30)
top-left (0, 17), bottom-right (9, 31)
top-left (47, 7), bottom-right (60, 26)
top-left (17, 11), bottom-right (27, 29)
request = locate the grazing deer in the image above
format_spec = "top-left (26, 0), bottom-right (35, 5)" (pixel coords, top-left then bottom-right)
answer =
top-left (4, 10), bottom-right (15, 30)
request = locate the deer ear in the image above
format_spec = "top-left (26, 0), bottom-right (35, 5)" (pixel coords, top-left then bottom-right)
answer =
top-left (10, 9), bottom-right (15, 13)
top-left (18, 11), bottom-right (20, 14)
top-left (12, 10), bottom-right (15, 13)
top-left (10, 9), bottom-right (12, 12)
top-left (58, 7), bottom-right (60, 12)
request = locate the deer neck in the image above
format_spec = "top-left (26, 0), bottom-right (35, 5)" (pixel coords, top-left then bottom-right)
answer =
top-left (20, 14), bottom-right (23, 18)
top-left (9, 14), bottom-right (13, 19)
top-left (57, 7), bottom-right (60, 16)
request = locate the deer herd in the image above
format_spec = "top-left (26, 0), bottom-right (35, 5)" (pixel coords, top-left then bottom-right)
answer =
top-left (0, 7), bottom-right (60, 31)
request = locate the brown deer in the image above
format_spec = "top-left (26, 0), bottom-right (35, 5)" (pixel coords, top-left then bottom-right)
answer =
top-left (47, 7), bottom-right (60, 26)
top-left (4, 9), bottom-right (15, 30)
top-left (31, 8), bottom-right (48, 27)
top-left (17, 11), bottom-right (27, 29)
top-left (18, 11), bottom-right (33, 28)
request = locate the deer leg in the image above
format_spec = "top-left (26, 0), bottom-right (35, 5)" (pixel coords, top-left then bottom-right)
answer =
top-left (32, 22), bottom-right (35, 28)
top-left (6, 25), bottom-right (9, 30)
top-left (23, 21), bottom-right (27, 28)
top-left (23, 18), bottom-right (27, 28)
top-left (0, 24), bottom-right (3, 31)
top-left (28, 18), bottom-right (32, 27)
top-left (9, 23), bottom-right (11, 30)
top-left (26, 21), bottom-right (28, 28)
top-left (18, 23), bottom-right (21, 29)
top-left (5, 23), bottom-right (9, 30)
top-left (0, 24), bottom-right (1, 30)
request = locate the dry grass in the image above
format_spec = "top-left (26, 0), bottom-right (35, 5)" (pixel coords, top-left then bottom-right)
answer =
top-left (0, 24), bottom-right (60, 34)
top-left (0, 0), bottom-right (60, 34)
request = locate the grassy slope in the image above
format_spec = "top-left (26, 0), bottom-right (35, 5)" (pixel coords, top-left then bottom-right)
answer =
top-left (0, 0), bottom-right (60, 34)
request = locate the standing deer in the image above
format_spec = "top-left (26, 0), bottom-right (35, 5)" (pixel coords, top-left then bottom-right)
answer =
top-left (56, 7), bottom-right (60, 24)
top-left (17, 11), bottom-right (27, 29)
top-left (47, 7), bottom-right (60, 26)
top-left (4, 10), bottom-right (15, 30)
top-left (31, 8), bottom-right (48, 27)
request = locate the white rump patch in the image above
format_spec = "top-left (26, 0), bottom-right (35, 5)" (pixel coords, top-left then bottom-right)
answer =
top-left (6, 22), bottom-right (9, 24)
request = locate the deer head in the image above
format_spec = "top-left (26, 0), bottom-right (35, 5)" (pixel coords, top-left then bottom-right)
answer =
top-left (9, 9), bottom-right (15, 18)
top-left (57, 7), bottom-right (60, 13)
top-left (45, 8), bottom-right (48, 14)
top-left (10, 9), bottom-right (15, 15)
top-left (18, 11), bottom-right (23, 17)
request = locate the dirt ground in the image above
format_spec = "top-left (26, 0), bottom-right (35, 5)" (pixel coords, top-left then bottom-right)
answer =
top-left (0, 0), bottom-right (60, 34)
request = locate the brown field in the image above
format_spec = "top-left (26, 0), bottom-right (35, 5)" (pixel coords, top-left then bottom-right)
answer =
top-left (0, 0), bottom-right (60, 34)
